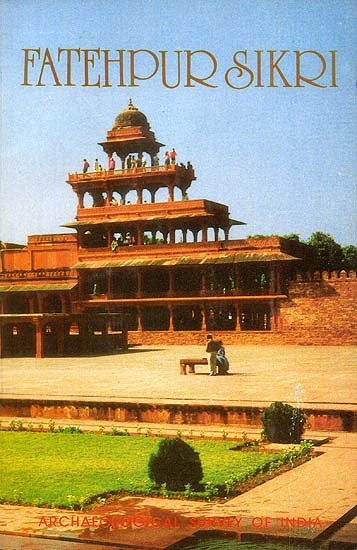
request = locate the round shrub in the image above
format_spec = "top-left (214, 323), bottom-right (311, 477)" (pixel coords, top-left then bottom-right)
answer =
top-left (262, 401), bottom-right (306, 443)
top-left (148, 438), bottom-right (203, 491)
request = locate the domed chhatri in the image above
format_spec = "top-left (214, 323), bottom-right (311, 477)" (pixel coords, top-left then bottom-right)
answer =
top-left (113, 99), bottom-right (150, 130)
top-left (99, 99), bottom-right (164, 165)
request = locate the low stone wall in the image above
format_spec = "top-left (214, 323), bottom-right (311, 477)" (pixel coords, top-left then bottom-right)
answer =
top-left (1, 398), bottom-right (356, 432)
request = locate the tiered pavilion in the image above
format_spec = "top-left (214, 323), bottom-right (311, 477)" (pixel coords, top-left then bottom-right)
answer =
top-left (0, 100), bottom-right (310, 357)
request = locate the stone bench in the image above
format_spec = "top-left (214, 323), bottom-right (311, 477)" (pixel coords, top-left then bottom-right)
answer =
top-left (180, 358), bottom-right (208, 375)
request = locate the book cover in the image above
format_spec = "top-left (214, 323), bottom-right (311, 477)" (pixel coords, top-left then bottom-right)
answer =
top-left (0, 1), bottom-right (356, 549)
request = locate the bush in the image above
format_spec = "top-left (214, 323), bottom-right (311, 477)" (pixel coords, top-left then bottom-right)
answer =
top-left (148, 438), bottom-right (203, 491)
top-left (262, 401), bottom-right (306, 443)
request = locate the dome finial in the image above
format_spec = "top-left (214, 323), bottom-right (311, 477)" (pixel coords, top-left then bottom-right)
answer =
top-left (127, 98), bottom-right (137, 111)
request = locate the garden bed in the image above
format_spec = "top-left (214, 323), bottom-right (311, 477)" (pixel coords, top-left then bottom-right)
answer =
top-left (0, 431), bottom-right (313, 509)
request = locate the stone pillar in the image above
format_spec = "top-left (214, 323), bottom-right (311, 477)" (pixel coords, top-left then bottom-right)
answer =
top-left (182, 228), bottom-right (188, 243)
top-left (168, 304), bottom-right (174, 331)
top-left (137, 307), bottom-right (143, 331)
top-left (169, 227), bottom-right (175, 244)
top-left (107, 270), bottom-right (112, 299)
top-left (214, 227), bottom-right (219, 241)
top-left (108, 228), bottom-right (114, 249)
top-left (271, 300), bottom-right (279, 330)
top-left (201, 305), bottom-right (208, 331)
top-left (168, 270), bottom-right (174, 297)
top-left (77, 191), bottom-right (84, 209)
top-left (168, 185), bottom-right (174, 202)
top-left (137, 270), bottom-right (143, 298)
top-left (137, 187), bottom-right (143, 205)
top-left (269, 266), bottom-right (276, 295)
top-left (201, 270), bottom-right (207, 295)
top-left (59, 293), bottom-right (67, 313)
top-left (275, 265), bottom-right (282, 294)
top-left (234, 304), bottom-right (241, 331)
top-left (202, 224), bottom-right (208, 243)
top-left (235, 265), bottom-right (241, 295)
top-left (106, 189), bottom-right (112, 206)
top-left (28, 295), bottom-right (35, 314)
top-left (224, 227), bottom-right (229, 240)
top-left (37, 294), bottom-right (44, 313)
top-left (35, 321), bottom-right (44, 358)
top-left (57, 320), bottom-right (65, 356)
top-left (137, 226), bottom-right (143, 246)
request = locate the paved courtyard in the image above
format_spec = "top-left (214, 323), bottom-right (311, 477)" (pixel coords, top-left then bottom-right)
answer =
top-left (0, 345), bottom-right (356, 549)
top-left (1, 345), bottom-right (356, 408)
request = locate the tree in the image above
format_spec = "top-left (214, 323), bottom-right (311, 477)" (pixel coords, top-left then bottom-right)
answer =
top-left (281, 233), bottom-right (300, 242)
top-left (341, 245), bottom-right (357, 271)
top-left (306, 232), bottom-right (343, 271)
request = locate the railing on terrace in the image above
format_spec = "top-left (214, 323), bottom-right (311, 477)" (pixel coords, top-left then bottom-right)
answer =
top-left (0, 268), bottom-right (78, 280)
top-left (67, 164), bottom-right (193, 183)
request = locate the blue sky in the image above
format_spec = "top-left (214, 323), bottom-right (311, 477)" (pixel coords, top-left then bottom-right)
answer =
top-left (1, 0), bottom-right (356, 246)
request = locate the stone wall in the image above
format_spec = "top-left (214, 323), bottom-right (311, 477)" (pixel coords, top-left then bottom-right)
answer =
top-left (128, 270), bottom-right (357, 346)
top-left (279, 269), bottom-right (357, 345)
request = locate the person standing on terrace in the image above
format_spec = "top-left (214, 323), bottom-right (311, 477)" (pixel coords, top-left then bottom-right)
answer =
top-left (170, 148), bottom-right (177, 164)
top-left (83, 159), bottom-right (90, 173)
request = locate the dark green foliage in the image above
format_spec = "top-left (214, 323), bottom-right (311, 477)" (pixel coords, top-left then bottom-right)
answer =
top-left (342, 245), bottom-right (357, 271)
top-left (262, 401), bottom-right (306, 444)
top-left (306, 231), bottom-right (343, 271)
top-left (148, 438), bottom-right (203, 491)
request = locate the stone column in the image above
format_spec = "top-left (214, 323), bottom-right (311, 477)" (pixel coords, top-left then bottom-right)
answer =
top-left (137, 307), bottom-right (143, 331)
top-left (168, 185), bottom-right (174, 202)
top-left (168, 270), bottom-right (174, 297)
top-left (168, 304), bottom-right (174, 331)
top-left (137, 270), bottom-right (143, 298)
top-left (169, 227), bottom-right (175, 244)
top-left (57, 319), bottom-right (65, 356)
top-left (136, 226), bottom-right (143, 246)
top-left (59, 293), bottom-right (67, 313)
top-left (107, 270), bottom-right (112, 299)
top-left (77, 191), bottom-right (84, 209)
top-left (28, 295), bottom-right (35, 314)
top-left (35, 320), bottom-right (44, 358)
top-left (201, 305), bottom-right (208, 331)
top-left (106, 189), bottom-right (112, 206)
top-left (234, 303), bottom-right (241, 331)
top-left (37, 294), bottom-right (44, 313)
top-left (201, 269), bottom-right (207, 295)
top-left (137, 187), bottom-right (143, 205)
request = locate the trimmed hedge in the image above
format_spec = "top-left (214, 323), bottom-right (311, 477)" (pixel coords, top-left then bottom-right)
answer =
top-left (148, 438), bottom-right (203, 491)
top-left (262, 401), bottom-right (306, 443)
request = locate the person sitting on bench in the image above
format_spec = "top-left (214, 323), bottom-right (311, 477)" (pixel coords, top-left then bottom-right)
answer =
top-left (216, 341), bottom-right (229, 375)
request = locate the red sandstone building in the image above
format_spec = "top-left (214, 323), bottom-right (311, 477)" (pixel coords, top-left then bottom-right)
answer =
top-left (1, 101), bottom-right (355, 357)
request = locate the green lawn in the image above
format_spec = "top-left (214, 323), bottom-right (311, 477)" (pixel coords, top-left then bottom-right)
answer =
top-left (1, 432), bottom-right (286, 508)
